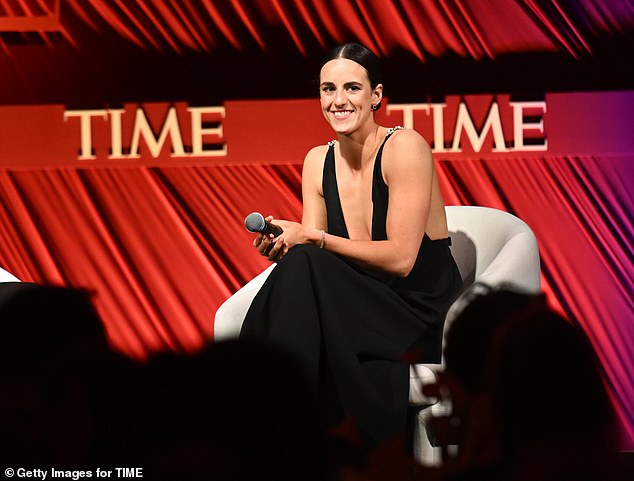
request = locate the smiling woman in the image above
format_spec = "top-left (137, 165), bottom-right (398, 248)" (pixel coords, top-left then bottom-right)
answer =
top-left (318, 44), bottom-right (384, 140)
top-left (318, 58), bottom-right (381, 136)
top-left (238, 43), bottom-right (463, 444)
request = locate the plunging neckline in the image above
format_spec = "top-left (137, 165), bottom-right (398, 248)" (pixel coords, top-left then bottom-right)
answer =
top-left (328, 127), bottom-right (401, 240)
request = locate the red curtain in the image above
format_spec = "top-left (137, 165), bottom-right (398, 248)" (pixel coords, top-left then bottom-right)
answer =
top-left (3, 0), bottom-right (629, 57)
top-left (0, 164), bottom-right (303, 356)
top-left (1, 153), bottom-right (632, 446)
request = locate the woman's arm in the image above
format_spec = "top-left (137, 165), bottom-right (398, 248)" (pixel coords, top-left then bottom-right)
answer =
top-left (267, 130), bottom-right (434, 276)
top-left (301, 145), bottom-right (328, 230)
top-left (317, 130), bottom-right (433, 276)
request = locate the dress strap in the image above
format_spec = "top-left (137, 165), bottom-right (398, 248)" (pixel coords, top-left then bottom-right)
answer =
top-left (376, 125), bottom-right (404, 156)
top-left (386, 125), bottom-right (404, 137)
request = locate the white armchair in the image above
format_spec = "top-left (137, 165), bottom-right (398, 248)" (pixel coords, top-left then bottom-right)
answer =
top-left (214, 206), bottom-right (541, 461)
top-left (411, 205), bottom-right (541, 464)
top-left (0, 266), bottom-right (20, 283)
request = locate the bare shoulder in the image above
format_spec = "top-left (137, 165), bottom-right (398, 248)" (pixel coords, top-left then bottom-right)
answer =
top-left (303, 144), bottom-right (329, 165)
top-left (383, 128), bottom-right (433, 173)
top-left (386, 128), bottom-right (431, 155)
top-left (303, 144), bottom-right (329, 173)
top-left (302, 144), bottom-right (329, 186)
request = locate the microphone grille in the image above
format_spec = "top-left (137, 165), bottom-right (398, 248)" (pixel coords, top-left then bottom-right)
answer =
top-left (244, 212), bottom-right (266, 233)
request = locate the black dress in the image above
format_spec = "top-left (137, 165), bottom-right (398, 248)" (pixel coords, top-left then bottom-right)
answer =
top-left (240, 129), bottom-right (463, 443)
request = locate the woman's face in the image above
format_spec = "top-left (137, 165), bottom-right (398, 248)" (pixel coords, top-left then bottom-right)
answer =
top-left (319, 58), bottom-right (382, 135)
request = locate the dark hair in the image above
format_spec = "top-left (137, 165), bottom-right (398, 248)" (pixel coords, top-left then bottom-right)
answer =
top-left (321, 43), bottom-right (383, 109)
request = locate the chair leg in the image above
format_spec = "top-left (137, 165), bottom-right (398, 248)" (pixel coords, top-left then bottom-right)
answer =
top-left (405, 405), bottom-right (421, 456)
top-left (410, 403), bottom-right (454, 466)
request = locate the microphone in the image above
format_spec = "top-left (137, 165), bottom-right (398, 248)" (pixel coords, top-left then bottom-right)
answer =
top-left (244, 212), bottom-right (283, 237)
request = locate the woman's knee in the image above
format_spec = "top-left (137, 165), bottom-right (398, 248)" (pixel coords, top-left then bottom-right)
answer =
top-left (284, 244), bottom-right (323, 263)
top-left (271, 244), bottom-right (315, 277)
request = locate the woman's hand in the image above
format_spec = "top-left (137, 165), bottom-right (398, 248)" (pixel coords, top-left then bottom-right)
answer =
top-left (252, 216), bottom-right (307, 262)
top-left (273, 219), bottom-right (307, 250)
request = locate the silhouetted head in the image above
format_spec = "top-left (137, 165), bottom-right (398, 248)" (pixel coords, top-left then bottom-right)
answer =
top-left (488, 308), bottom-right (616, 452)
top-left (444, 288), bottom-right (543, 394)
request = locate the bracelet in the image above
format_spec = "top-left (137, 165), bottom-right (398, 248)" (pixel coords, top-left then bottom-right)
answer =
top-left (319, 230), bottom-right (325, 249)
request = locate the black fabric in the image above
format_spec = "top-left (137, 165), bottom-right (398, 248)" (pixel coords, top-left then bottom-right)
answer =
top-left (240, 131), bottom-right (462, 443)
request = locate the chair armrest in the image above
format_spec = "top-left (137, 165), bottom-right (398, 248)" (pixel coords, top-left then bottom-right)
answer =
top-left (0, 267), bottom-right (20, 282)
top-left (409, 363), bottom-right (442, 406)
top-left (214, 264), bottom-right (276, 340)
top-left (477, 230), bottom-right (541, 294)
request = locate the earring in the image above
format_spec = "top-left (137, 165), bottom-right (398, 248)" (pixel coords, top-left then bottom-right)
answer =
top-left (371, 103), bottom-right (378, 111)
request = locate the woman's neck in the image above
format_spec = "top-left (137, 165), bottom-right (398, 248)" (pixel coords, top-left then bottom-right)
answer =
top-left (336, 123), bottom-right (383, 170)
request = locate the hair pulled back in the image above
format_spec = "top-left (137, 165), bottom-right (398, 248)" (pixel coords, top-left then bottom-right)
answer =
top-left (321, 43), bottom-right (383, 110)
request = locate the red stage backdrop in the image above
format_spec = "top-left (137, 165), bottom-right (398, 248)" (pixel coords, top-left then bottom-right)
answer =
top-left (0, 91), bottom-right (632, 446)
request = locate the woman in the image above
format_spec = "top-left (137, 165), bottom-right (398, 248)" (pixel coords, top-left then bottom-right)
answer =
top-left (240, 43), bottom-right (462, 444)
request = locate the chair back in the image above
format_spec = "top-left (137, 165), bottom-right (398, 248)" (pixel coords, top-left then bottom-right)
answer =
top-left (444, 205), bottom-right (541, 334)
top-left (446, 205), bottom-right (540, 292)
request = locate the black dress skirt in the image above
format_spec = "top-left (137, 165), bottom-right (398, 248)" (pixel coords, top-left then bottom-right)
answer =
top-left (240, 130), bottom-right (463, 443)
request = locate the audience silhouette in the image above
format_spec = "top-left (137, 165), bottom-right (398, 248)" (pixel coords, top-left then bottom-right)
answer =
top-left (2, 283), bottom-right (630, 480)
top-left (0, 284), bottom-right (325, 480)
top-left (427, 288), bottom-right (625, 480)
top-left (486, 296), bottom-right (623, 481)
top-left (0, 284), bottom-right (119, 466)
